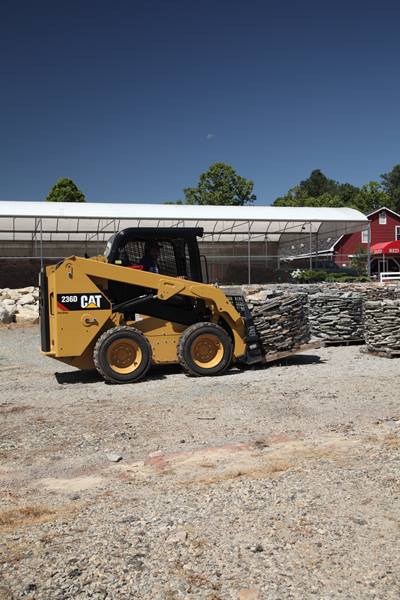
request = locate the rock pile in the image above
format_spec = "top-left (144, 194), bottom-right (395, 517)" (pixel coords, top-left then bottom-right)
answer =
top-left (363, 300), bottom-right (400, 354)
top-left (246, 290), bottom-right (310, 354)
top-left (308, 293), bottom-right (364, 343)
top-left (244, 282), bottom-right (400, 300)
top-left (358, 286), bottom-right (400, 302)
top-left (0, 287), bottom-right (39, 324)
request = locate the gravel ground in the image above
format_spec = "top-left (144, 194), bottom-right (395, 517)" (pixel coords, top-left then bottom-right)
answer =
top-left (1, 326), bottom-right (400, 599)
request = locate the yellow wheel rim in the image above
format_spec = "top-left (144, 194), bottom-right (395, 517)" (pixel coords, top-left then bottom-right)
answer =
top-left (106, 338), bottom-right (142, 375)
top-left (191, 333), bottom-right (224, 369)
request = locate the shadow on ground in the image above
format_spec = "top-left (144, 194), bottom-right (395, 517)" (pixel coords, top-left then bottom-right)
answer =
top-left (55, 370), bottom-right (102, 385)
top-left (54, 362), bottom-right (244, 385)
top-left (239, 354), bottom-right (325, 371)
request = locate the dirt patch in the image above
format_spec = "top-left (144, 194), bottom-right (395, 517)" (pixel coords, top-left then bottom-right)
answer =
top-left (383, 433), bottom-right (400, 449)
top-left (115, 435), bottom-right (359, 487)
top-left (39, 475), bottom-right (104, 492)
top-left (0, 322), bottom-right (37, 330)
top-left (0, 403), bottom-right (32, 415)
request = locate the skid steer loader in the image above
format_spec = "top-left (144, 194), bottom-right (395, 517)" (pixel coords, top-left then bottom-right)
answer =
top-left (40, 227), bottom-right (263, 383)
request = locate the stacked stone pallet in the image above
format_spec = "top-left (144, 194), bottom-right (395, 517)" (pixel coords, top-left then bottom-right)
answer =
top-left (308, 293), bottom-right (364, 343)
top-left (246, 290), bottom-right (310, 354)
top-left (363, 300), bottom-right (400, 354)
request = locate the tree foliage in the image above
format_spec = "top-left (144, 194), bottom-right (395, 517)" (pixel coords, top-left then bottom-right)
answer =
top-left (183, 162), bottom-right (256, 206)
top-left (299, 169), bottom-right (338, 197)
top-left (350, 245), bottom-right (369, 276)
top-left (351, 181), bottom-right (393, 213)
top-left (381, 165), bottom-right (400, 213)
top-left (273, 168), bottom-right (397, 214)
top-left (274, 191), bottom-right (344, 208)
top-left (46, 178), bottom-right (86, 202)
top-left (275, 169), bottom-right (360, 206)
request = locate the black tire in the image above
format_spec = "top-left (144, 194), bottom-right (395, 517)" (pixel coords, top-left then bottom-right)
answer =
top-left (93, 326), bottom-right (152, 384)
top-left (178, 322), bottom-right (233, 377)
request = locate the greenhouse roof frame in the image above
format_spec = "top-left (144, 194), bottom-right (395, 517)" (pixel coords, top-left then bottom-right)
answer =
top-left (0, 201), bottom-right (368, 244)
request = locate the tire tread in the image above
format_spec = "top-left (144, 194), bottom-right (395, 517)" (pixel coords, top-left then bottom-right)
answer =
top-left (177, 322), bottom-right (232, 377)
top-left (93, 325), bottom-right (152, 384)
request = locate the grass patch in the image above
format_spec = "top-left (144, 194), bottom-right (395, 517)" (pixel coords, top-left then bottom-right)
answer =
top-left (0, 505), bottom-right (55, 529)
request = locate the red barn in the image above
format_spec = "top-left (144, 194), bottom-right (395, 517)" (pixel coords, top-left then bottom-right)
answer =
top-left (333, 207), bottom-right (400, 275)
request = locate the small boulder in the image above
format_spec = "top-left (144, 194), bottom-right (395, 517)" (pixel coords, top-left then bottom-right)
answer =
top-left (7, 290), bottom-right (20, 301)
top-left (106, 452), bottom-right (123, 463)
top-left (166, 530), bottom-right (188, 544)
top-left (18, 286), bottom-right (35, 295)
top-left (15, 309), bottom-right (39, 324)
top-left (0, 307), bottom-right (13, 324)
top-left (2, 302), bottom-right (17, 319)
top-left (246, 291), bottom-right (270, 302)
top-left (2, 298), bottom-right (16, 309)
top-left (18, 294), bottom-right (36, 306)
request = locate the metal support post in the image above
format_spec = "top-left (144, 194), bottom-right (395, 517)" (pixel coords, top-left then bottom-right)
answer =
top-left (40, 219), bottom-right (44, 270)
top-left (247, 221), bottom-right (251, 285)
top-left (367, 222), bottom-right (371, 277)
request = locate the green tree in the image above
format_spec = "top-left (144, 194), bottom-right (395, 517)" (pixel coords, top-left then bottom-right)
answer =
top-left (351, 181), bottom-right (393, 213)
top-left (274, 169), bottom-right (359, 208)
top-left (299, 169), bottom-right (337, 197)
top-left (336, 182), bottom-right (360, 204)
top-left (350, 245), bottom-right (368, 275)
top-left (273, 187), bottom-right (301, 206)
top-left (183, 162), bottom-right (256, 205)
top-left (274, 191), bottom-right (343, 208)
top-left (46, 178), bottom-right (86, 202)
top-left (381, 165), bottom-right (400, 212)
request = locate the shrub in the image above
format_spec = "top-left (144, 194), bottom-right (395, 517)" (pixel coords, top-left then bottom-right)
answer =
top-left (291, 269), bottom-right (372, 284)
top-left (292, 269), bottom-right (328, 283)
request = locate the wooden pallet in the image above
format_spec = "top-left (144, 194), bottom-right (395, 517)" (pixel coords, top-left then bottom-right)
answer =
top-left (263, 340), bottom-right (321, 364)
top-left (360, 346), bottom-right (400, 359)
top-left (321, 339), bottom-right (365, 347)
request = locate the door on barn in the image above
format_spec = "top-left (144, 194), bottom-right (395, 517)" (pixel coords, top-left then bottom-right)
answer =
top-left (370, 257), bottom-right (400, 276)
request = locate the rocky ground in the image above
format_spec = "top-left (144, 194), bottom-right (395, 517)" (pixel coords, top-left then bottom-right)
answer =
top-left (1, 327), bottom-right (400, 599)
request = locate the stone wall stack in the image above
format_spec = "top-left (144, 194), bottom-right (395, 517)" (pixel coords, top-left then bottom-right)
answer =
top-left (246, 290), bottom-right (310, 354)
top-left (363, 300), bottom-right (400, 354)
top-left (308, 293), bottom-right (364, 343)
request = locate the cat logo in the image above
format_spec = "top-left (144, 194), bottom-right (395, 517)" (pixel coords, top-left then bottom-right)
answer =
top-left (57, 292), bottom-right (110, 312)
top-left (80, 294), bottom-right (103, 309)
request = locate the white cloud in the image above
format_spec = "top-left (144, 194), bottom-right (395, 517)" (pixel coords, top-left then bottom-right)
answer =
top-left (206, 133), bottom-right (214, 140)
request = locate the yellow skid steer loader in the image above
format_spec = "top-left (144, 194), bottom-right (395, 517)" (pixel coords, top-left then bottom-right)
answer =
top-left (40, 228), bottom-right (263, 383)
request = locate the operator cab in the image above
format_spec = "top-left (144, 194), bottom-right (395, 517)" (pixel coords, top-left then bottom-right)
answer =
top-left (104, 228), bottom-right (207, 326)
top-left (105, 227), bottom-right (204, 282)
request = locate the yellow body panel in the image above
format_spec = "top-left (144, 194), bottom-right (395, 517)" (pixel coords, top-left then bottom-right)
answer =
top-left (133, 317), bottom-right (186, 364)
top-left (46, 260), bottom-right (112, 358)
top-left (43, 255), bottom-right (247, 369)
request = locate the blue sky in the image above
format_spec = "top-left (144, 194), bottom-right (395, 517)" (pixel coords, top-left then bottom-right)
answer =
top-left (1, 0), bottom-right (400, 204)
